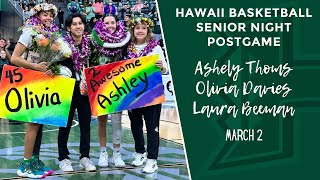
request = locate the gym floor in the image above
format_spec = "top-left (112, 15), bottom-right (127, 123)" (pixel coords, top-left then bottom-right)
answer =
top-left (0, 106), bottom-right (190, 179)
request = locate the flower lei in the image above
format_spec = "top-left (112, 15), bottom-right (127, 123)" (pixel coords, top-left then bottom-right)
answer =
top-left (29, 3), bottom-right (58, 18)
top-left (20, 16), bottom-right (59, 38)
top-left (92, 20), bottom-right (128, 60)
top-left (127, 38), bottom-right (159, 59)
top-left (19, 16), bottom-right (59, 53)
top-left (128, 17), bottom-right (154, 30)
top-left (65, 33), bottom-right (91, 72)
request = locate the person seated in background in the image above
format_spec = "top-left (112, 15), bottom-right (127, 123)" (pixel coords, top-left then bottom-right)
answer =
top-left (23, 6), bottom-right (32, 23)
top-left (57, 7), bottom-right (65, 29)
top-left (123, 14), bottom-right (131, 27)
top-left (131, 0), bottom-right (144, 14)
top-left (104, 1), bottom-right (116, 15)
top-left (85, 2), bottom-right (96, 23)
top-left (0, 38), bottom-right (11, 62)
top-left (124, 2), bottom-right (132, 17)
top-left (117, 2), bottom-right (126, 20)
top-left (140, 2), bottom-right (149, 17)
top-left (0, 50), bottom-right (9, 80)
top-left (93, 0), bottom-right (104, 19)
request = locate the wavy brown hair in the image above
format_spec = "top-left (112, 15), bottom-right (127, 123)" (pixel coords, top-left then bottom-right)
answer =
top-left (129, 24), bottom-right (155, 44)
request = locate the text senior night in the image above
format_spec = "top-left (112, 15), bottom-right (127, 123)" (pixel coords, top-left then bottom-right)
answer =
top-left (175, 8), bottom-right (312, 47)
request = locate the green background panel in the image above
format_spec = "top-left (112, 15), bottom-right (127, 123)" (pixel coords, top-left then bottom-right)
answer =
top-left (158, 0), bottom-right (320, 179)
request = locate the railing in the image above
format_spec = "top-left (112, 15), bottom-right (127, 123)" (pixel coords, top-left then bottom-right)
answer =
top-left (5, 0), bottom-right (23, 19)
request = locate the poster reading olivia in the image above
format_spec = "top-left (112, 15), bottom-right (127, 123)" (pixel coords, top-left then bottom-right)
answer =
top-left (0, 65), bottom-right (75, 127)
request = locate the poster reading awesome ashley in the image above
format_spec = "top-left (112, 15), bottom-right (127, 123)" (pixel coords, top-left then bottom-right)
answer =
top-left (0, 65), bottom-right (75, 127)
top-left (85, 54), bottom-right (165, 116)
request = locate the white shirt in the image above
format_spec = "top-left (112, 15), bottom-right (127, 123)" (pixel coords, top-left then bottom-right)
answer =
top-left (18, 29), bottom-right (33, 49)
top-left (18, 29), bottom-right (40, 63)
top-left (134, 44), bottom-right (168, 74)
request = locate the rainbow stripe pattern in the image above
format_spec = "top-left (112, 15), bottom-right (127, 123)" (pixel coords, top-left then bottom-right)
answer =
top-left (0, 65), bottom-right (75, 127)
top-left (85, 54), bottom-right (165, 116)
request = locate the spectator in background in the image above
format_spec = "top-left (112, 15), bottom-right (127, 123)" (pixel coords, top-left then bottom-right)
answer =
top-left (104, 2), bottom-right (116, 15)
top-left (23, 0), bottom-right (29, 7)
top-left (57, 7), bottom-right (65, 29)
top-left (85, 2), bottom-right (96, 23)
top-left (124, 2), bottom-right (132, 17)
top-left (123, 13), bottom-right (131, 27)
top-left (150, 11), bottom-right (162, 41)
top-left (29, 0), bottom-right (36, 7)
top-left (0, 50), bottom-right (9, 80)
top-left (23, 6), bottom-right (31, 23)
top-left (93, 0), bottom-right (104, 19)
top-left (149, 3), bottom-right (157, 16)
top-left (117, 2), bottom-right (126, 20)
top-left (131, 0), bottom-right (144, 15)
top-left (141, 2), bottom-right (149, 17)
top-left (0, 38), bottom-right (11, 62)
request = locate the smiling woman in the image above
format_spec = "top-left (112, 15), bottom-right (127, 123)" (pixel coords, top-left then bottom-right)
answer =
top-left (91, 13), bottom-right (131, 169)
top-left (9, 3), bottom-right (59, 178)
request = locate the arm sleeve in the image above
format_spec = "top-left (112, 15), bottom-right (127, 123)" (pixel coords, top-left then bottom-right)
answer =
top-left (18, 29), bottom-right (33, 49)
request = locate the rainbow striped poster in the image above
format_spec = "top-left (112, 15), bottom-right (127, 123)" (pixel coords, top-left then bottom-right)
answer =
top-left (0, 65), bottom-right (75, 127)
top-left (85, 54), bottom-right (165, 116)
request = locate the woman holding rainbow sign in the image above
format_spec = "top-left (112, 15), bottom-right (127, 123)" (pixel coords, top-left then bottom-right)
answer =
top-left (91, 13), bottom-right (131, 168)
top-left (127, 17), bottom-right (168, 173)
top-left (10, 3), bottom-right (58, 178)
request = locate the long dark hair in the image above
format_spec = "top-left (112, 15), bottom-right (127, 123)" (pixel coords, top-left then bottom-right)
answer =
top-left (101, 13), bottom-right (119, 22)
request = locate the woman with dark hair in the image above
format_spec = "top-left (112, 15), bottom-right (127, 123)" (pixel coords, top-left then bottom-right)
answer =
top-left (11, 3), bottom-right (58, 178)
top-left (91, 13), bottom-right (131, 168)
top-left (57, 13), bottom-right (96, 172)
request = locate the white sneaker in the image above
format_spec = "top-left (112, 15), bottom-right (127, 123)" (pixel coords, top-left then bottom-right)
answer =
top-left (131, 152), bottom-right (147, 167)
top-left (112, 152), bottom-right (126, 167)
top-left (59, 159), bottom-right (73, 172)
top-left (98, 152), bottom-right (109, 167)
top-left (142, 159), bottom-right (158, 173)
top-left (80, 157), bottom-right (96, 171)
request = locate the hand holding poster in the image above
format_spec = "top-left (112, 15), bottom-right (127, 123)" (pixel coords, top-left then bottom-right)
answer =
top-left (85, 54), bottom-right (165, 116)
top-left (0, 65), bottom-right (75, 127)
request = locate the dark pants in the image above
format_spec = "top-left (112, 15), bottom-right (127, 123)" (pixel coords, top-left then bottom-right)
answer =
top-left (128, 104), bottom-right (161, 159)
top-left (58, 83), bottom-right (92, 161)
top-left (33, 124), bottom-right (43, 155)
top-left (58, 18), bottom-right (64, 29)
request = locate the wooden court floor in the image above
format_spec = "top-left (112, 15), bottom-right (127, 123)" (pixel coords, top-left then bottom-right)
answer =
top-left (0, 106), bottom-right (189, 179)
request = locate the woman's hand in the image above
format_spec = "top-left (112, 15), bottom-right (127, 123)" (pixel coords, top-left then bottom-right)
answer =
top-left (155, 60), bottom-right (166, 74)
top-left (155, 60), bottom-right (163, 69)
top-left (34, 62), bottom-right (48, 72)
top-left (44, 69), bottom-right (54, 76)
